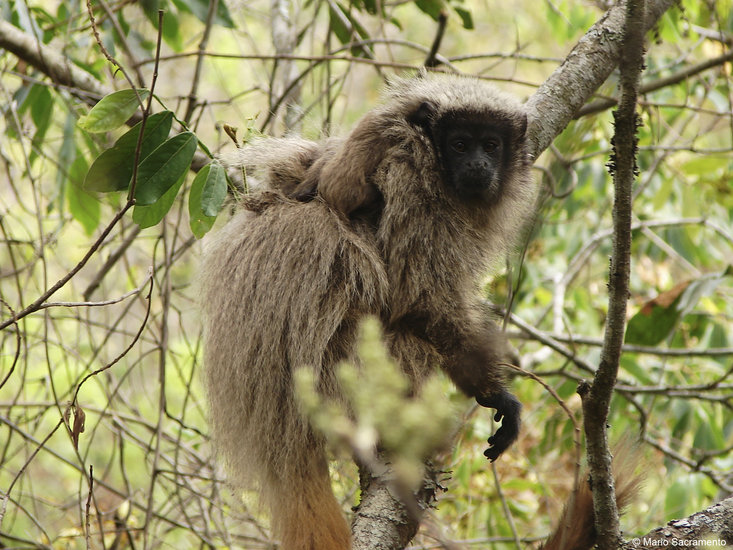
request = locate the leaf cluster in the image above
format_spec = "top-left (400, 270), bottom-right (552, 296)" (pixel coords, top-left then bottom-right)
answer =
top-left (295, 317), bottom-right (459, 487)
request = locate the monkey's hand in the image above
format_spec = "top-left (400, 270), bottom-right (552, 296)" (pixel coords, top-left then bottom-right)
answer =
top-left (476, 390), bottom-right (521, 462)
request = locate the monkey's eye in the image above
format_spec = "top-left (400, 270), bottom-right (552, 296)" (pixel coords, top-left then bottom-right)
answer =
top-left (483, 139), bottom-right (500, 153)
top-left (451, 140), bottom-right (467, 154)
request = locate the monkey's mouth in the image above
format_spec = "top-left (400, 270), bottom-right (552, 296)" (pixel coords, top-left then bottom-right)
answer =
top-left (456, 174), bottom-right (500, 202)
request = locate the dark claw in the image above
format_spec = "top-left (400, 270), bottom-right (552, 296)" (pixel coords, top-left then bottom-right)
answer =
top-left (476, 390), bottom-right (521, 462)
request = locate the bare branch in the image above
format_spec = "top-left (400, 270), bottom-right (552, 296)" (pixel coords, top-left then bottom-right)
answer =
top-left (579, 1), bottom-right (647, 548)
top-left (424, 11), bottom-right (449, 68)
top-left (623, 496), bottom-right (733, 548)
top-left (0, 19), bottom-right (106, 103)
top-left (525, 0), bottom-right (676, 160)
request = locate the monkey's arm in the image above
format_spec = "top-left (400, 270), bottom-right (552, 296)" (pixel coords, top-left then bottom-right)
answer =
top-left (391, 312), bottom-right (521, 461)
top-left (444, 330), bottom-right (522, 462)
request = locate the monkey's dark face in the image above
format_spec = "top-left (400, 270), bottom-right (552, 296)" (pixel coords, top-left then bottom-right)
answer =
top-left (439, 121), bottom-right (506, 203)
top-left (407, 102), bottom-right (519, 205)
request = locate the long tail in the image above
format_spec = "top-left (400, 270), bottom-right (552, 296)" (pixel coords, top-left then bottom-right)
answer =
top-left (267, 451), bottom-right (351, 550)
top-left (541, 447), bottom-right (642, 550)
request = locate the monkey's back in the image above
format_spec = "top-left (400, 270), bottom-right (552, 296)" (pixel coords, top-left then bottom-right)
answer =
top-left (200, 193), bottom-right (386, 489)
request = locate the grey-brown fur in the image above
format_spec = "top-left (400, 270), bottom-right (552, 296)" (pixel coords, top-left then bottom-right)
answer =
top-left (201, 72), bottom-right (534, 550)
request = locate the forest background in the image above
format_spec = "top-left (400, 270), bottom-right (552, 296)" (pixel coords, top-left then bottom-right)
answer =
top-left (0, 0), bottom-right (731, 548)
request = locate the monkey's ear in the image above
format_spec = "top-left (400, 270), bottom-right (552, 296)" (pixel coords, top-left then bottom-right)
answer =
top-left (406, 101), bottom-right (437, 129)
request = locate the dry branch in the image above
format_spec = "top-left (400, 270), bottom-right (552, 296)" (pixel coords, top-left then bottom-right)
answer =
top-left (622, 495), bottom-right (733, 549)
top-left (525, 0), bottom-right (676, 160)
top-left (579, 0), bottom-right (647, 547)
top-left (0, 19), bottom-right (106, 103)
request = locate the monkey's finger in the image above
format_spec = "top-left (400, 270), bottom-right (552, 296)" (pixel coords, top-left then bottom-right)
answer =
top-left (486, 432), bottom-right (503, 448)
top-left (485, 415), bottom-right (521, 461)
top-left (493, 410), bottom-right (503, 422)
top-left (485, 432), bottom-right (510, 461)
top-left (484, 444), bottom-right (502, 462)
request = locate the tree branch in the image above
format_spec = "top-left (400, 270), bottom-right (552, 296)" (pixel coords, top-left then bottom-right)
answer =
top-left (0, 19), bottom-right (105, 104)
top-left (352, 463), bottom-right (442, 550)
top-left (622, 495), bottom-right (733, 548)
top-left (525, 0), bottom-right (676, 161)
top-left (424, 11), bottom-right (448, 68)
top-left (579, 0), bottom-right (646, 548)
top-left (577, 48), bottom-right (733, 117)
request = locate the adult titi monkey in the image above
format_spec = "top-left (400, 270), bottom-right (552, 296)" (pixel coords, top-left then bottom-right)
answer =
top-left (201, 73), bottom-right (534, 549)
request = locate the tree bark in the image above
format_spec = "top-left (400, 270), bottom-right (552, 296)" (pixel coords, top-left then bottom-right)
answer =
top-left (524, 0), bottom-right (676, 161)
top-left (0, 19), bottom-right (105, 104)
top-left (579, 0), bottom-right (647, 548)
top-left (622, 495), bottom-right (733, 549)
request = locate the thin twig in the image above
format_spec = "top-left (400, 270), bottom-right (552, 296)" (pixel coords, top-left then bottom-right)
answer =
top-left (85, 464), bottom-right (94, 550)
top-left (0, 299), bottom-right (21, 390)
top-left (0, 200), bottom-right (135, 331)
top-left (183, 0), bottom-right (219, 124)
top-left (38, 275), bottom-right (153, 310)
top-left (71, 269), bottom-right (154, 407)
top-left (424, 11), bottom-right (448, 68)
top-left (127, 10), bottom-right (165, 202)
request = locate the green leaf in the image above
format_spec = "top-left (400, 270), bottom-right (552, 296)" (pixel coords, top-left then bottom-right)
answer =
top-left (68, 170), bottom-right (101, 235)
top-left (140, 0), bottom-right (160, 15)
top-left (29, 85), bottom-right (54, 128)
top-left (29, 85), bottom-right (54, 164)
top-left (692, 408), bottom-right (723, 451)
top-left (328, 2), bottom-right (372, 56)
top-left (625, 272), bottom-right (729, 346)
top-left (189, 165), bottom-right (216, 238)
top-left (134, 132), bottom-right (198, 205)
top-left (78, 89), bottom-right (150, 133)
top-left (160, 8), bottom-right (184, 51)
top-left (453, 6), bottom-right (474, 29)
top-left (172, 0), bottom-right (235, 28)
top-left (84, 111), bottom-right (174, 193)
top-left (414, 0), bottom-right (444, 21)
top-left (201, 162), bottom-right (227, 216)
top-left (625, 283), bottom-right (686, 346)
top-left (189, 162), bottom-right (227, 238)
top-left (133, 172), bottom-right (186, 228)
top-left (620, 354), bottom-right (654, 385)
top-left (362, 0), bottom-right (378, 14)
top-left (329, 3), bottom-right (351, 43)
top-left (681, 155), bottom-right (728, 176)
top-left (54, 112), bottom-right (77, 213)
top-left (677, 274), bottom-right (727, 313)
top-left (142, 0), bottom-right (184, 51)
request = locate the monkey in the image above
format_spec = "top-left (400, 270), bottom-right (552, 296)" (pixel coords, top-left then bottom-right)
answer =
top-left (200, 72), bottom-right (535, 549)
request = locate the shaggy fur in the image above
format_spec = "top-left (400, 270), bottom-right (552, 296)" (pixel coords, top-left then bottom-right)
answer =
top-left (201, 72), bottom-right (534, 549)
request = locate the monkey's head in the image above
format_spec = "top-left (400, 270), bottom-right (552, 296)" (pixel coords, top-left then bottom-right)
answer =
top-left (402, 75), bottom-right (529, 207)
top-left (294, 72), bottom-right (533, 235)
